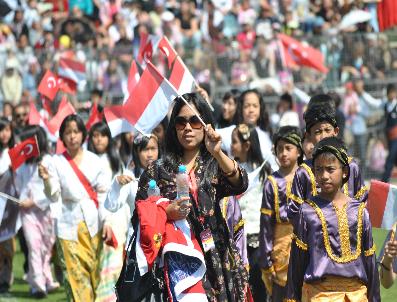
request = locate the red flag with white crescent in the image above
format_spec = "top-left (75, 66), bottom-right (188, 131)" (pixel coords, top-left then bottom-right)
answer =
top-left (8, 136), bottom-right (40, 171)
top-left (158, 36), bottom-right (178, 68)
top-left (38, 70), bottom-right (59, 101)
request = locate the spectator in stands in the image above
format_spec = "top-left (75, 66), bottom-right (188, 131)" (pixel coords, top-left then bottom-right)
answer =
top-left (2, 102), bottom-right (13, 121)
top-left (12, 103), bottom-right (28, 136)
top-left (270, 93), bottom-right (300, 129)
top-left (103, 58), bottom-right (124, 104)
top-left (330, 91), bottom-right (345, 140)
top-left (175, 0), bottom-right (200, 51)
top-left (22, 57), bottom-right (40, 99)
top-left (10, 9), bottom-right (29, 39)
top-left (1, 57), bottom-right (22, 106)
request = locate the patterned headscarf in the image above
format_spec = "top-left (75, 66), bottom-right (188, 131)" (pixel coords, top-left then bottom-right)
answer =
top-left (304, 94), bottom-right (337, 132)
top-left (273, 126), bottom-right (304, 164)
top-left (312, 137), bottom-right (350, 184)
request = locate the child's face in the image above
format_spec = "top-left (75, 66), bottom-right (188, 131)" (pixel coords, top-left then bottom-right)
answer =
top-left (313, 154), bottom-right (348, 195)
top-left (231, 130), bottom-right (249, 162)
top-left (276, 140), bottom-right (300, 169)
top-left (138, 137), bottom-right (159, 169)
top-left (91, 131), bottom-right (109, 154)
top-left (308, 122), bottom-right (339, 145)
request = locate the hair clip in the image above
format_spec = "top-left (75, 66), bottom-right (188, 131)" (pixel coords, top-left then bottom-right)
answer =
top-left (237, 124), bottom-right (250, 141)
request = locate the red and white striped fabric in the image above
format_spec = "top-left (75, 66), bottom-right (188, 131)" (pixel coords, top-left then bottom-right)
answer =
top-left (103, 105), bottom-right (135, 137)
top-left (367, 180), bottom-right (397, 229)
top-left (123, 62), bottom-right (177, 134)
top-left (135, 196), bottom-right (207, 301)
top-left (168, 56), bottom-right (195, 95)
top-left (58, 58), bottom-right (86, 83)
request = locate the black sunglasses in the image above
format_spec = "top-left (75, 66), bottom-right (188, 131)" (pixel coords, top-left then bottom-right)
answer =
top-left (175, 115), bottom-right (203, 130)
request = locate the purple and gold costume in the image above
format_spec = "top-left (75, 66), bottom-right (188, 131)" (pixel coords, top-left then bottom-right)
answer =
top-left (287, 158), bottom-right (368, 220)
top-left (285, 196), bottom-right (380, 302)
top-left (260, 171), bottom-right (294, 300)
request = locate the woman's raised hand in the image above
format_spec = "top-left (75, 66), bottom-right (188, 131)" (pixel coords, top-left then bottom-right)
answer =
top-left (117, 175), bottom-right (134, 186)
top-left (204, 124), bottom-right (222, 156)
top-left (385, 240), bottom-right (397, 262)
top-left (166, 197), bottom-right (191, 221)
top-left (38, 163), bottom-right (49, 180)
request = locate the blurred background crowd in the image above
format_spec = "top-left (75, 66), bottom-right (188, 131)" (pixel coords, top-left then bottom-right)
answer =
top-left (0, 0), bottom-right (396, 180)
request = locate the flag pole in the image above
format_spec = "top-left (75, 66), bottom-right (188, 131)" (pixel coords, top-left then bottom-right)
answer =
top-left (0, 191), bottom-right (22, 204)
top-left (147, 62), bottom-right (207, 128)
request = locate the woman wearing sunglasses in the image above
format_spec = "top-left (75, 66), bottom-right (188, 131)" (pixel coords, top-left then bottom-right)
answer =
top-left (135, 92), bottom-right (251, 301)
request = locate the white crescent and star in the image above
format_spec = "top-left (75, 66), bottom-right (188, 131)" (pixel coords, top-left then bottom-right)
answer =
top-left (161, 46), bottom-right (170, 57)
top-left (47, 76), bottom-right (57, 89)
top-left (21, 144), bottom-right (34, 156)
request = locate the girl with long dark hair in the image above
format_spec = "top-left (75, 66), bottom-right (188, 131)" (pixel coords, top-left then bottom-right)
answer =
top-left (38, 114), bottom-right (113, 301)
top-left (230, 124), bottom-right (272, 301)
top-left (135, 93), bottom-right (251, 301)
top-left (15, 126), bottom-right (59, 298)
top-left (87, 121), bottom-right (126, 302)
top-left (0, 117), bottom-right (17, 295)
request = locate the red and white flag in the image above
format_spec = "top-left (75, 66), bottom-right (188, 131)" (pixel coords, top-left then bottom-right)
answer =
top-left (8, 136), bottom-right (40, 171)
top-left (367, 180), bottom-right (397, 229)
top-left (58, 58), bottom-right (86, 83)
top-left (123, 62), bottom-right (177, 134)
top-left (47, 96), bottom-right (76, 137)
top-left (38, 70), bottom-right (59, 100)
top-left (158, 36), bottom-right (178, 68)
top-left (378, 0), bottom-right (397, 31)
top-left (137, 32), bottom-right (160, 65)
top-left (169, 56), bottom-right (196, 95)
top-left (278, 33), bottom-right (328, 74)
top-left (58, 77), bottom-right (77, 95)
top-left (85, 103), bottom-right (103, 131)
top-left (128, 60), bottom-right (141, 92)
top-left (104, 105), bottom-right (135, 137)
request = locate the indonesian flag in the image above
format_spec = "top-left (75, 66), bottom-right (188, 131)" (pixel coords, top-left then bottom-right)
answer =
top-left (104, 105), bottom-right (135, 138)
top-left (8, 136), bottom-right (40, 171)
top-left (367, 180), bottom-right (397, 229)
top-left (47, 96), bottom-right (76, 137)
top-left (38, 70), bottom-right (59, 100)
top-left (278, 33), bottom-right (328, 73)
top-left (85, 103), bottom-right (103, 131)
top-left (58, 58), bottom-right (86, 83)
top-left (123, 62), bottom-right (177, 134)
top-left (137, 32), bottom-right (160, 65)
top-left (169, 56), bottom-right (196, 95)
top-left (158, 36), bottom-right (178, 68)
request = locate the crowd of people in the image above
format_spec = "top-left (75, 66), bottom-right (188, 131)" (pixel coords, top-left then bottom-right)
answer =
top-left (0, 88), bottom-right (396, 302)
top-left (0, 1), bottom-right (397, 302)
top-left (0, 0), bottom-right (397, 106)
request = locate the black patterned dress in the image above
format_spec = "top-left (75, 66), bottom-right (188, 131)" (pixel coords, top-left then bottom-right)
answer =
top-left (136, 156), bottom-right (250, 302)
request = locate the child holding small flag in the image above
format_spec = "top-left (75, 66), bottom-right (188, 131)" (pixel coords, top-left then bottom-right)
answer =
top-left (260, 126), bottom-right (303, 301)
top-left (15, 126), bottom-right (59, 298)
top-left (285, 137), bottom-right (380, 301)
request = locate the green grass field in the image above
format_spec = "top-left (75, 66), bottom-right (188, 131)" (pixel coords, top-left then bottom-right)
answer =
top-left (0, 228), bottom-right (396, 301)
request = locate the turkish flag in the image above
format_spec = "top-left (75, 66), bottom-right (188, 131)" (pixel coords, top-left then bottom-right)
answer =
top-left (378, 0), bottom-right (397, 31)
top-left (278, 34), bottom-right (328, 73)
top-left (38, 70), bottom-right (59, 101)
top-left (47, 96), bottom-right (76, 136)
top-left (85, 103), bottom-right (103, 131)
top-left (8, 136), bottom-right (40, 171)
top-left (58, 76), bottom-right (77, 95)
top-left (158, 36), bottom-right (178, 68)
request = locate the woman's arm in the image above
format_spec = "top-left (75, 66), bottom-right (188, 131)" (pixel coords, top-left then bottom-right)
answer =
top-left (380, 240), bottom-right (397, 289)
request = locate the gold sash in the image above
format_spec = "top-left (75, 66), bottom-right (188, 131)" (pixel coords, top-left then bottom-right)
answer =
top-left (271, 222), bottom-right (293, 286)
top-left (302, 276), bottom-right (367, 302)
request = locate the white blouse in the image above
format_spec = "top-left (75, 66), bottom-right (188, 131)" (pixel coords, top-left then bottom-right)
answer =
top-left (15, 154), bottom-right (53, 212)
top-left (44, 150), bottom-right (110, 241)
